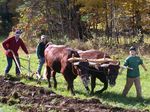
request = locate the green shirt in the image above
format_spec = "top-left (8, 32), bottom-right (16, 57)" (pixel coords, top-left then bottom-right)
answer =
top-left (124, 56), bottom-right (143, 78)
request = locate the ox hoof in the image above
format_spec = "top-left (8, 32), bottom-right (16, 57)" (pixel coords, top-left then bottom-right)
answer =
top-left (53, 85), bottom-right (57, 90)
top-left (71, 92), bottom-right (75, 96)
top-left (90, 92), bottom-right (94, 96)
top-left (37, 81), bottom-right (41, 85)
top-left (95, 90), bottom-right (103, 95)
top-left (85, 87), bottom-right (90, 92)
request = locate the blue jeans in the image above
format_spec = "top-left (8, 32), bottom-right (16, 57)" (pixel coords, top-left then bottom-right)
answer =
top-left (37, 57), bottom-right (45, 75)
top-left (5, 56), bottom-right (21, 75)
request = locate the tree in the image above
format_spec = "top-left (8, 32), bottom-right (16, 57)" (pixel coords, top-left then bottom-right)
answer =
top-left (8, 0), bottom-right (149, 45)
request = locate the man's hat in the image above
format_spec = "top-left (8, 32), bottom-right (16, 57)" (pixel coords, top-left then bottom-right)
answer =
top-left (129, 46), bottom-right (136, 51)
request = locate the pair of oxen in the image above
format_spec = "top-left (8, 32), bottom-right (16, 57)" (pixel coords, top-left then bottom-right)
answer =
top-left (44, 44), bottom-right (122, 95)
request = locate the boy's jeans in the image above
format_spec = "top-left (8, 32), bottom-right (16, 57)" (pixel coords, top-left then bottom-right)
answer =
top-left (37, 57), bottom-right (45, 75)
top-left (122, 77), bottom-right (142, 97)
top-left (5, 56), bottom-right (21, 75)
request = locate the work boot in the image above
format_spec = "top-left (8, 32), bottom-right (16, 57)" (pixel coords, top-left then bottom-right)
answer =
top-left (4, 73), bottom-right (11, 77)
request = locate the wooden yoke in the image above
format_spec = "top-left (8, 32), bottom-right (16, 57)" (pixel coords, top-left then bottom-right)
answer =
top-left (87, 58), bottom-right (115, 64)
top-left (68, 57), bottom-right (117, 64)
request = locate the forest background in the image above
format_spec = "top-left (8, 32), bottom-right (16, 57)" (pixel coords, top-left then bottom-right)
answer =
top-left (0, 0), bottom-right (150, 54)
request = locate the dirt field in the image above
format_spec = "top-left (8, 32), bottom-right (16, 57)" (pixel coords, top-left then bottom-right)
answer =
top-left (0, 76), bottom-right (149, 112)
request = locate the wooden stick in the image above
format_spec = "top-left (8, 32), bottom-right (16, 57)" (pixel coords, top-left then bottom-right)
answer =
top-left (68, 57), bottom-right (116, 64)
top-left (10, 50), bottom-right (22, 74)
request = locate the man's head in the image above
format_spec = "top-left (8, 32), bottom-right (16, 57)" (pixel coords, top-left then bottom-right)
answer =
top-left (41, 35), bottom-right (47, 43)
top-left (15, 29), bottom-right (22, 39)
top-left (129, 46), bottom-right (136, 56)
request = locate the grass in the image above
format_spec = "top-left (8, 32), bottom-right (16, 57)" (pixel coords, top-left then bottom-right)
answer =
top-left (0, 38), bottom-right (150, 111)
top-left (0, 103), bottom-right (19, 112)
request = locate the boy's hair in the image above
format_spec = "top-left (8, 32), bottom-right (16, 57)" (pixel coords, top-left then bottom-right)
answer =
top-left (129, 46), bottom-right (136, 51)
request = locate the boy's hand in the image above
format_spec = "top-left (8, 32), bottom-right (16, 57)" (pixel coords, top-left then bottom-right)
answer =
top-left (141, 64), bottom-right (147, 71)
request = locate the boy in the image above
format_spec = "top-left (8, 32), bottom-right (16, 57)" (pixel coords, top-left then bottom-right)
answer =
top-left (122, 46), bottom-right (147, 98)
top-left (36, 35), bottom-right (47, 79)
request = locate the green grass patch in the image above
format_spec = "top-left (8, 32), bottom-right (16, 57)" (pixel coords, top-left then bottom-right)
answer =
top-left (0, 103), bottom-right (20, 112)
top-left (0, 52), bottom-right (150, 111)
top-left (0, 38), bottom-right (150, 111)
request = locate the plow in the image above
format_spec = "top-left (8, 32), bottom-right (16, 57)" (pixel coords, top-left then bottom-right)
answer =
top-left (10, 50), bottom-right (35, 78)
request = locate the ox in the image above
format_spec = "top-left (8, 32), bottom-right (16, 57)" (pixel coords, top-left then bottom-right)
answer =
top-left (78, 50), bottom-right (120, 94)
top-left (44, 45), bottom-right (90, 95)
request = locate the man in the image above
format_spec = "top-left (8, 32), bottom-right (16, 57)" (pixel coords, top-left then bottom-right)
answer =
top-left (2, 29), bottom-right (29, 77)
top-left (36, 35), bottom-right (47, 79)
top-left (122, 46), bottom-right (147, 98)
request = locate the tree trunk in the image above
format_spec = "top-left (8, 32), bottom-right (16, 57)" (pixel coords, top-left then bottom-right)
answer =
top-left (45, 0), bottom-right (53, 38)
top-left (104, 0), bottom-right (109, 40)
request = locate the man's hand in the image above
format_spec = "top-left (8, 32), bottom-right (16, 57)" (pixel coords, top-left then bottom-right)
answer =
top-left (7, 49), bottom-right (11, 52)
top-left (6, 49), bottom-right (13, 54)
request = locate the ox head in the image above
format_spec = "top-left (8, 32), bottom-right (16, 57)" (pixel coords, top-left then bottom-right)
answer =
top-left (100, 62), bottom-right (120, 86)
top-left (72, 61), bottom-right (90, 91)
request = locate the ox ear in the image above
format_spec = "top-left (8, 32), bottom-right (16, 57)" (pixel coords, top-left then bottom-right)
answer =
top-left (100, 64), bottom-right (110, 67)
top-left (72, 62), bottom-right (80, 66)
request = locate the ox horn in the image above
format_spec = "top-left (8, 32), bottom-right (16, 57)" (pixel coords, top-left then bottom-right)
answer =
top-left (87, 58), bottom-right (113, 64)
top-left (120, 65), bottom-right (133, 70)
top-left (88, 62), bottom-right (97, 66)
top-left (68, 57), bottom-right (86, 62)
top-left (100, 63), bottom-right (110, 67)
top-left (72, 62), bottom-right (80, 65)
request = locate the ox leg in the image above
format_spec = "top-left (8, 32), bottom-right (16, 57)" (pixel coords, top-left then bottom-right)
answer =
top-left (69, 80), bottom-right (75, 95)
top-left (64, 74), bottom-right (75, 96)
top-left (51, 71), bottom-right (57, 89)
top-left (46, 66), bottom-right (51, 88)
top-left (67, 84), bottom-right (70, 91)
top-left (90, 76), bottom-right (96, 95)
top-left (68, 79), bottom-right (75, 95)
top-left (95, 81), bottom-right (108, 94)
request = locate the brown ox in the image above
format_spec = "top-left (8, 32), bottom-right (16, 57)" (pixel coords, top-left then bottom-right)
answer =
top-left (78, 50), bottom-right (120, 94)
top-left (44, 45), bottom-right (90, 95)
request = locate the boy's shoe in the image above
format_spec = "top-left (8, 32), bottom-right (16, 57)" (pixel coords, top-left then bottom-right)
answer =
top-left (41, 77), bottom-right (46, 80)
top-left (15, 73), bottom-right (21, 80)
top-left (36, 72), bottom-right (41, 80)
top-left (137, 96), bottom-right (144, 101)
top-left (4, 73), bottom-right (11, 80)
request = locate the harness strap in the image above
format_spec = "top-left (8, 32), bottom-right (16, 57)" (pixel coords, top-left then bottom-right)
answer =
top-left (71, 64), bottom-right (79, 76)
